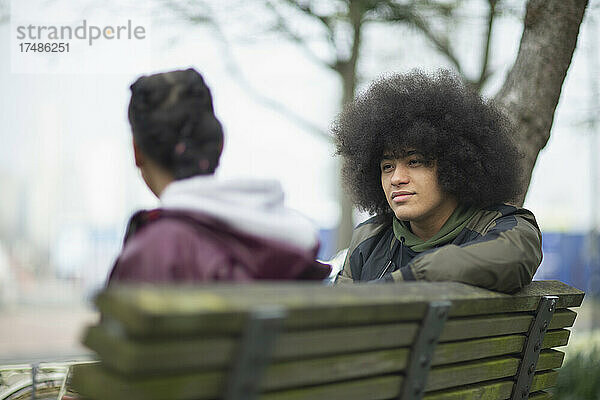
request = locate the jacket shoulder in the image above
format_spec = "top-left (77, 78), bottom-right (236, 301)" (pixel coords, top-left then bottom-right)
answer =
top-left (351, 215), bottom-right (391, 249)
top-left (338, 215), bottom-right (391, 281)
top-left (466, 204), bottom-right (539, 235)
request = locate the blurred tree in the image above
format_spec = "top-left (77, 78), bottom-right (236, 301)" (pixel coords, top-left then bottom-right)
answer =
top-left (494, 0), bottom-right (589, 205)
top-left (162, 0), bottom-right (589, 250)
top-left (0, 0), bottom-right (8, 24)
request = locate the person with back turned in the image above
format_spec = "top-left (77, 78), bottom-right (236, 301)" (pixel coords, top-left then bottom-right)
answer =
top-left (108, 68), bottom-right (330, 283)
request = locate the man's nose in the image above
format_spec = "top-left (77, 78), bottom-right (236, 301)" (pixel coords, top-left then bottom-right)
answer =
top-left (391, 166), bottom-right (409, 185)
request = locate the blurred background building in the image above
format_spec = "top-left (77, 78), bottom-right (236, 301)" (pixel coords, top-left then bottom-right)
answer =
top-left (0, 0), bottom-right (599, 361)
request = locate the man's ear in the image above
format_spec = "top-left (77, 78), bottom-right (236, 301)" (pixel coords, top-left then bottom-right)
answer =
top-left (133, 139), bottom-right (143, 167)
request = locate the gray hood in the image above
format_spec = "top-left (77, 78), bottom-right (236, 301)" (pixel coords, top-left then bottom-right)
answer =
top-left (159, 175), bottom-right (319, 251)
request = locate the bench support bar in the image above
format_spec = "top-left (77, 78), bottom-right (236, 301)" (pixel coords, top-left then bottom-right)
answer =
top-left (224, 306), bottom-right (286, 400)
top-left (399, 301), bottom-right (451, 400)
top-left (511, 295), bottom-right (558, 400)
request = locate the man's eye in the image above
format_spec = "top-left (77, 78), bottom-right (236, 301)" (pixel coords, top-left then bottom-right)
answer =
top-left (382, 164), bottom-right (393, 171)
top-left (408, 159), bottom-right (424, 166)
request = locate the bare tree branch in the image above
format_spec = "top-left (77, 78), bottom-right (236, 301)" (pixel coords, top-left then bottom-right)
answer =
top-left (160, 0), bottom-right (331, 141)
top-left (159, 0), bottom-right (212, 24)
top-left (372, 1), bottom-right (470, 81)
top-left (264, 0), bottom-right (337, 70)
top-left (475, 0), bottom-right (498, 90)
top-left (280, 0), bottom-right (337, 39)
top-left (213, 23), bottom-right (331, 140)
top-left (411, 14), bottom-right (466, 78)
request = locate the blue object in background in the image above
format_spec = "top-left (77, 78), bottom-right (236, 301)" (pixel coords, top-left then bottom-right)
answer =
top-left (317, 228), bottom-right (337, 260)
top-left (535, 232), bottom-right (597, 294)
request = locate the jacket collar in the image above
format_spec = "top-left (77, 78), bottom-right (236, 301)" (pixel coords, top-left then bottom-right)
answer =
top-left (392, 205), bottom-right (478, 252)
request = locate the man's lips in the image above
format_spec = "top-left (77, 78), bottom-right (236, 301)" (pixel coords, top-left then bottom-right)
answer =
top-left (391, 191), bottom-right (415, 202)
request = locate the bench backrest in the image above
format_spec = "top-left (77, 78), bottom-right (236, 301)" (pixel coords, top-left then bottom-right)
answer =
top-left (71, 280), bottom-right (584, 400)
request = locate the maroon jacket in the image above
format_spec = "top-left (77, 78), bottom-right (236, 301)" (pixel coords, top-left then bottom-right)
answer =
top-left (108, 209), bottom-right (330, 284)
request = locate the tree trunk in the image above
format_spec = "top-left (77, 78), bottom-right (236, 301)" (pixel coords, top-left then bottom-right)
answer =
top-left (335, 1), bottom-right (362, 251)
top-left (494, 0), bottom-right (589, 206)
top-left (335, 75), bottom-right (358, 251)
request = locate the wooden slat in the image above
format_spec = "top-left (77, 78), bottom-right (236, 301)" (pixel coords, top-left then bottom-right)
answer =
top-left (529, 391), bottom-right (552, 400)
top-left (440, 309), bottom-right (576, 341)
top-left (260, 375), bottom-right (401, 400)
top-left (71, 365), bottom-right (560, 400)
top-left (95, 281), bottom-right (583, 337)
top-left (72, 367), bottom-right (402, 400)
top-left (432, 329), bottom-right (569, 366)
top-left (84, 323), bottom-right (418, 374)
top-left (536, 350), bottom-right (565, 371)
top-left (83, 325), bottom-right (233, 373)
top-left (274, 322), bottom-right (418, 359)
top-left (530, 370), bottom-right (558, 393)
top-left (261, 348), bottom-right (409, 391)
top-left (426, 350), bottom-right (564, 392)
top-left (71, 362), bottom-right (222, 400)
top-left (423, 370), bottom-right (557, 400)
top-left (424, 380), bottom-right (513, 400)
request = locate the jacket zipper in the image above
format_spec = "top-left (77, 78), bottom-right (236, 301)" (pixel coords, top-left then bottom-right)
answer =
top-left (376, 260), bottom-right (393, 280)
top-left (376, 236), bottom-right (404, 280)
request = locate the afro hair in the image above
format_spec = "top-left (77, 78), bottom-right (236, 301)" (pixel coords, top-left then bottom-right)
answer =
top-left (333, 69), bottom-right (523, 217)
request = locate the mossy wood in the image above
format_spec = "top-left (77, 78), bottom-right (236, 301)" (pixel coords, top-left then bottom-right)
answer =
top-left (261, 370), bottom-right (557, 400)
top-left (70, 350), bottom-right (563, 400)
top-left (84, 321), bottom-right (570, 375)
top-left (95, 281), bottom-right (583, 337)
top-left (527, 392), bottom-right (551, 400)
top-left (425, 349), bottom-right (563, 391)
top-left (424, 370), bottom-right (556, 400)
top-left (73, 281), bottom-right (582, 399)
top-left (439, 309), bottom-right (575, 341)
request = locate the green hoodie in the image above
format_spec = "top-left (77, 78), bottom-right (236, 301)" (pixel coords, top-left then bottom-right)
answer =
top-left (392, 205), bottom-right (478, 252)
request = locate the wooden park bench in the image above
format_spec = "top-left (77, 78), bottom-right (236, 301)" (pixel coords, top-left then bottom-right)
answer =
top-left (70, 280), bottom-right (584, 400)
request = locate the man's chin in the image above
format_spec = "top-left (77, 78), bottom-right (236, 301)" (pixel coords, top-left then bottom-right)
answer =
top-left (392, 210), bottom-right (416, 221)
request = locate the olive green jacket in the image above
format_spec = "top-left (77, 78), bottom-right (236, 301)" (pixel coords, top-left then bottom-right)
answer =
top-left (336, 204), bottom-right (542, 293)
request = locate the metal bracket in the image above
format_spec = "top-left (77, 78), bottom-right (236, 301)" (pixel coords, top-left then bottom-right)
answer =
top-left (224, 306), bottom-right (286, 400)
top-left (511, 295), bottom-right (558, 400)
top-left (399, 301), bottom-right (451, 400)
top-left (30, 363), bottom-right (37, 400)
top-left (56, 364), bottom-right (73, 400)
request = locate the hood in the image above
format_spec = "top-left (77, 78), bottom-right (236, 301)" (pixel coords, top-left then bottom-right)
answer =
top-left (392, 205), bottom-right (478, 252)
top-left (159, 175), bottom-right (319, 251)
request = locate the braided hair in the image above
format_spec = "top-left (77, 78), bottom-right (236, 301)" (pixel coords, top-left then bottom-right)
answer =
top-left (128, 68), bottom-right (224, 179)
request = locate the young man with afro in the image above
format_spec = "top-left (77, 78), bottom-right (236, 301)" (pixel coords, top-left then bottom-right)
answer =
top-left (333, 70), bottom-right (542, 293)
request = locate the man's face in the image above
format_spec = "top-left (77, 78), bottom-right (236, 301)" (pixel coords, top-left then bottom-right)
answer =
top-left (380, 151), bottom-right (456, 224)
